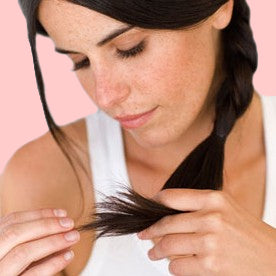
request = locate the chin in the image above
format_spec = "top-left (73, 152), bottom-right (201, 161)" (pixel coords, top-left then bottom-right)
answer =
top-left (129, 125), bottom-right (184, 149)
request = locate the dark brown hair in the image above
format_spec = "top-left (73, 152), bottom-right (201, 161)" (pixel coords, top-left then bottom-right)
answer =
top-left (18, 0), bottom-right (257, 241)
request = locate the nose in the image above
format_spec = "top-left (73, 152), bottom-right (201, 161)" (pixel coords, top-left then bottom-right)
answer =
top-left (93, 66), bottom-right (130, 110)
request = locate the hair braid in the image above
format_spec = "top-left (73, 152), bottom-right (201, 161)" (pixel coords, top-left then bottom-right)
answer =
top-left (214, 0), bottom-right (257, 138)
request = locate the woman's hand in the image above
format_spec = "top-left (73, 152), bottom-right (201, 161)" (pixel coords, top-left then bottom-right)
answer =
top-left (0, 208), bottom-right (80, 275)
top-left (137, 189), bottom-right (276, 276)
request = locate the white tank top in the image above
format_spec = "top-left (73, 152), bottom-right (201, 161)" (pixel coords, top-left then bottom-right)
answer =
top-left (80, 93), bottom-right (276, 275)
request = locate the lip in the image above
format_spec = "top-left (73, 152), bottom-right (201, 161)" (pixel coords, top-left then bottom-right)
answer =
top-left (115, 106), bottom-right (158, 129)
top-left (115, 107), bottom-right (158, 121)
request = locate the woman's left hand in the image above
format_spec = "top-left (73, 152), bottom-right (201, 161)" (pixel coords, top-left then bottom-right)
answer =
top-left (137, 189), bottom-right (276, 276)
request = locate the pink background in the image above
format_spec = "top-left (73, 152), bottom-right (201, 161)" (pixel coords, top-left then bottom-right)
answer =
top-left (1, 1), bottom-right (276, 173)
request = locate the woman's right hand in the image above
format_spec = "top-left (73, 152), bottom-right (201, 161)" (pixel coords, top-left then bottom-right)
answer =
top-left (0, 208), bottom-right (80, 275)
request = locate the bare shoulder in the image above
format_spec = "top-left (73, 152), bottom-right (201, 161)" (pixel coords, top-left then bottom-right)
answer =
top-left (0, 117), bottom-right (92, 222)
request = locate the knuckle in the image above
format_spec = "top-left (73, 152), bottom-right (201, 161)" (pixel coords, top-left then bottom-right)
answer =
top-left (156, 190), bottom-right (170, 204)
top-left (1, 225), bottom-right (20, 242)
top-left (201, 255), bottom-right (220, 273)
top-left (201, 233), bottom-right (218, 253)
top-left (5, 212), bottom-right (19, 223)
top-left (12, 244), bottom-right (31, 263)
top-left (155, 189), bottom-right (176, 206)
top-left (207, 191), bottom-right (227, 207)
top-left (205, 212), bottom-right (224, 230)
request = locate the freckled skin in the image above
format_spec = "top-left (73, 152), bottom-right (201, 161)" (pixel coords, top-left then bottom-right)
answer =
top-left (38, 0), bottom-right (239, 170)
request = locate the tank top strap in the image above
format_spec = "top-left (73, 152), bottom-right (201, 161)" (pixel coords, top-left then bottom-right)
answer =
top-left (260, 94), bottom-right (276, 227)
top-left (85, 109), bottom-right (131, 203)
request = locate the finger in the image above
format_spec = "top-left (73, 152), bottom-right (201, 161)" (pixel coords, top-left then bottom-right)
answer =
top-left (0, 230), bottom-right (80, 275)
top-left (0, 216), bottom-right (75, 259)
top-left (138, 211), bottom-right (204, 239)
top-left (21, 249), bottom-right (74, 276)
top-left (147, 233), bottom-right (202, 261)
top-left (0, 208), bottom-right (67, 231)
top-left (168, 255), bottom-right (203, 276)
top-left (152, 189), bottom-right (228, 212)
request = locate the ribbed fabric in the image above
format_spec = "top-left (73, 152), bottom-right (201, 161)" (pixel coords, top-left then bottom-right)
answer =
top-left (80, 93), bottom-right (276, 275)
top-left (261, 94), bottom-right (276, 226)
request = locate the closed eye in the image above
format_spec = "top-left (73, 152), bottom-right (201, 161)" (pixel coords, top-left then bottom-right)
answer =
top-left (72, 39), bottom-right (146, 72)
top-left (116, 39), bottom-right (146, 59)
top-left (72, 58), bottom-right (90, 71)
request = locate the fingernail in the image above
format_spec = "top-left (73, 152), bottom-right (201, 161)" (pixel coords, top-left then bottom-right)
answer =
top-left (64, 250), bottom-right (74, 261)
top-left (54, 209), bottom-right (67, 217)
top-left (64, 230), bottom-right (80, 242)
top-left (59, 218), bottom-right (74, 228)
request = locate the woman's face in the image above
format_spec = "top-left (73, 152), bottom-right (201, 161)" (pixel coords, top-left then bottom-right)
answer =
top-left (38, 0), bottom-right (233, 149)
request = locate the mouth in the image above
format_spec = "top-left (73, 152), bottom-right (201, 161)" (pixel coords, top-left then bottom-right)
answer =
top-left (114, 106), bottom-right (158, 129)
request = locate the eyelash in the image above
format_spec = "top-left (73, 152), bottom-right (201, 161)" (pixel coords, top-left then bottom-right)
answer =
top-left (72, 40), bottom-right (146, 71)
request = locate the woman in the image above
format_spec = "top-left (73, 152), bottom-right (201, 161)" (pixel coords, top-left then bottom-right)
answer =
top-left (0, 0), bottom-right (275, 275)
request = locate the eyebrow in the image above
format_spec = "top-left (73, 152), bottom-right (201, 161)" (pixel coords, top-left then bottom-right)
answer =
top-left (55, 25), bottom-right (135, 55)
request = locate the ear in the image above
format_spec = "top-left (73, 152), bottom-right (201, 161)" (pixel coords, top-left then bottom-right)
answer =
top-left (211, 0), bottom-right (234, 30)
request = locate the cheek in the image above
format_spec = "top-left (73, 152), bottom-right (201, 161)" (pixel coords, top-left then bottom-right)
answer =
top-left (128, 32), bottom-right (217, 146)
top-left (133, 34), bottom-right (216, 111)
